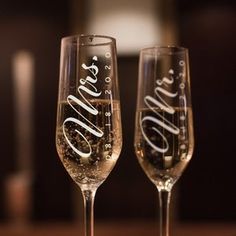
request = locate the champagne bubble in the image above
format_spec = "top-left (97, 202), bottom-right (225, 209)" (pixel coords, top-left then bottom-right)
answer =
top-left (179, 60), bottom-right (185, 66)
top-left (179, 83), bottom-right (185, 89)
top-left (180, 115), bottom-right (185, 121)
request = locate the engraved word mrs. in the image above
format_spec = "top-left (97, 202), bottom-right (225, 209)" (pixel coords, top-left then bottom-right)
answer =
top-left (63, 56), bottom-right (104, 158)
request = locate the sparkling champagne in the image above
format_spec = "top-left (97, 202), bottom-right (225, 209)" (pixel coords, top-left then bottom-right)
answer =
top-left (135, 107), bottom-right (194, 190)
top-left (56, 99), bottom-right (122, 189)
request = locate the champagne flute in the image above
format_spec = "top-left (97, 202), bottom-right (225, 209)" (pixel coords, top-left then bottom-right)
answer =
top-left (56, 35), bottom-right (122, 236)
top-left (134, 46), bottom-right (194, 236)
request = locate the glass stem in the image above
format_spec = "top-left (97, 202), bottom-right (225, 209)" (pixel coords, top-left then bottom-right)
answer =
top-left (82, 189), bottom-right (96, 236)
top-left (158, 189), bottom-right (171, 236)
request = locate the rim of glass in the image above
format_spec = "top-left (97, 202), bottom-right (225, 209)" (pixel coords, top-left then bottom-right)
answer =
top-left (61, 34), bottom-right (116, 46)
top-left (140, 45), bottom-right (188, 55)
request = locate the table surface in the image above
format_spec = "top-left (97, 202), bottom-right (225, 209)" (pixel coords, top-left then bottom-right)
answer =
top-left (0, 221), bottom-right (235, 236)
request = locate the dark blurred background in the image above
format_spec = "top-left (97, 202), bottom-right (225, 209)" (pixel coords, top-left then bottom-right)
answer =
top-left (0, 0), bottom-right (236, 224)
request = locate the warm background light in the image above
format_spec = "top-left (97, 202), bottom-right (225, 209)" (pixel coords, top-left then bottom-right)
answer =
top-left (85, 0), bottom-right (162, 55)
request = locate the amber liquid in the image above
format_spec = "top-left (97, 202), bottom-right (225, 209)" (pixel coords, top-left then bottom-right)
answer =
top-left (56, 99), bottom-right (122, 189)
top-left (135, 107), bottom-right (194, 190)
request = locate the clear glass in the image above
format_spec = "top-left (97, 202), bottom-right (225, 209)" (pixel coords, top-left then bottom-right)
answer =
top-left (134, 46), bottom-right (194, 236)
top-left (56, 35), bottom-right (122, 236)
